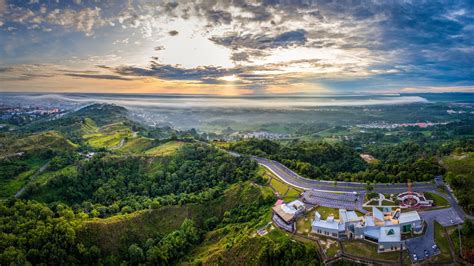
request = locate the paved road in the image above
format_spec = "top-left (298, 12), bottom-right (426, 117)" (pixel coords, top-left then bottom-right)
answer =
top-left (225, 150), bottom-right (471, 222)
top-left (434, 176), bottom-right (473, 221)
top-left (252, 156), bottom-right (473, 220)
top-left (254, 156), bottom-right (437, 194)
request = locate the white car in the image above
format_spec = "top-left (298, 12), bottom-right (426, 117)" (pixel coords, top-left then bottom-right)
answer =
top-left (413, 254), bottom-right (418, 261)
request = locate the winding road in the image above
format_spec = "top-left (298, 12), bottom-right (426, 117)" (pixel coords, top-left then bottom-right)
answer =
top-left (253, 156), bottom-right (437, 193)
top-left (249, 155), bottom-right (471, 222)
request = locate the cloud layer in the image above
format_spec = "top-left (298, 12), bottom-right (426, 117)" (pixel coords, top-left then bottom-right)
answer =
top-left (1, 0), bottom-right (474, 94)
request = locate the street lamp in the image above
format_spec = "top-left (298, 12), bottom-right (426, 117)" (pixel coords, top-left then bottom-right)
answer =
top-left (458, 223), bottom-right (462, 258)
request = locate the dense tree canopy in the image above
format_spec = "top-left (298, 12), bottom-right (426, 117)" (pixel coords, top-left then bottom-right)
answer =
top-left (230, 139), bottom-right (450, 183)
top-left (25, 144), bottom-right (258, 217)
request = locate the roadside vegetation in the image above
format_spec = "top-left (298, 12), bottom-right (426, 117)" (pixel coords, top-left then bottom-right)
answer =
top-left (442, 151), bottom-right (474, 215)
top-left (449, 219), bottom-right (474, 263)
top-left (229, 139), bottom-right (456, 183)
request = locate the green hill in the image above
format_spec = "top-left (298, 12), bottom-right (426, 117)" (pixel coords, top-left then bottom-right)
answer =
top-left (78, 182), bottom-right (273, 256)
top-left (0, 131), bottom-right (78, 157)
top-left (0, 131), bottom-right (78, 199)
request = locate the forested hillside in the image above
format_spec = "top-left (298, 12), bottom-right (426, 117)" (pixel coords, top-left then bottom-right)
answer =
top-left (0, 104), bottom-right (323, 265)
top-left (230, 138), bottom-right (472, 183)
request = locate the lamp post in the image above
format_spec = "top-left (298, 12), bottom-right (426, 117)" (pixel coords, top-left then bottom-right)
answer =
top-left (458, 223), bottom-right (462, 258)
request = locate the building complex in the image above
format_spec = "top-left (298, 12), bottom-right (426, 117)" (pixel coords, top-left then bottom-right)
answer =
top-left (311, 207), bottom-right (423, 253)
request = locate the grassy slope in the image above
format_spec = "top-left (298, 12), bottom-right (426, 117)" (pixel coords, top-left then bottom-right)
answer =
top-left (185, 225), bottom-right (320, 265)
top-left (26, 166), bottom-right (78, 202)
top-left (0, 131), bottom-right (77, 198)
top-left (80, 117), bottom-right (155, 153)
top-left (442, 152), bottom-right (474, 177)
top-left (117, 137), bottom-right (155, 154)
top-left (144, 141), bottom-right (187, 156)
top-left (431, 221), bottom-right (453, 263)
top-left (78, 182), bottom-right (273, 256)
top-left (83, 122), bottom-right (133, 149)
top-left (0, 157), bottom-right (47, 198)
top-left (0, 131), bottom-right (78, 157)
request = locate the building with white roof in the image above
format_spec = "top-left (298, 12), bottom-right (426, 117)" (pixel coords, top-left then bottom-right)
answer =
top-left (311, 211), bottom-right (346, 238)
top-left (272, 200), bottom-right (306, 232)
top-left (311, 206), bottom-right (423, 253)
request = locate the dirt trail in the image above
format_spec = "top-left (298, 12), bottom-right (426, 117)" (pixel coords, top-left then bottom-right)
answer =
top-left (15, 161), bottom-right (50, 198)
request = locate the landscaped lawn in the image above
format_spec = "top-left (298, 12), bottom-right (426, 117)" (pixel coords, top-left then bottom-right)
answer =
top-left (432, 221), bottom-right (453, 263)
top-left (315, 206), bottom-right (339, 219)
top-left (424, 192), bottom-right (450, 207)
top-left (342, 240), bottom-right (401, 261)
top-left (295, 211), bottom-right (314, 235)
top-left (381, 200), bottom-right (396, 206)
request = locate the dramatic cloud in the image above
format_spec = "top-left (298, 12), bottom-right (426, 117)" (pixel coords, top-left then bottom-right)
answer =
top-left (210, 29), bottom-right (307, 50)
top-left (1, 0), bottom-right (474, 94)
top-left (114, 63), bottom-right (239, 83)
top-left (64, 73), bottom-right (132, 81)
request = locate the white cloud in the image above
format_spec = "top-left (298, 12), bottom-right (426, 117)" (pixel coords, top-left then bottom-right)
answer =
top-left (4, 5), bottom-right (108, 37)
top-left (44, 7), bottom-right (105, 36)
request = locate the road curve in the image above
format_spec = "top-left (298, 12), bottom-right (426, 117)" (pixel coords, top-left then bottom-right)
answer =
top-left (221, 146), bottom-right (470, 220)
top-left (253, 156), bottom-right (437, 194)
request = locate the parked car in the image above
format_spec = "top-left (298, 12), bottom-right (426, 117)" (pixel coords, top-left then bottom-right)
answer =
top-left (432, 244), bottom-right (438, 250)
top-left (424, 250), bottom-right (429, 257)
top-left (413, 254), bottom-right (418, 261)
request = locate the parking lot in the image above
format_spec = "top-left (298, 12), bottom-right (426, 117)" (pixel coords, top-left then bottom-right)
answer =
top-left (420, 207), bottom-right (464, 226)
top-left (405, 219), bottom-right (439, 262)
top-left (406, 208), bottom-right (462, 262)
top-left (301, 190), bottom-right (365, 211)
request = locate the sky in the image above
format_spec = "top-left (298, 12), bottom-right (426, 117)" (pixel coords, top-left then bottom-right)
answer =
top-left (0, 0), bottom-right (474, 95)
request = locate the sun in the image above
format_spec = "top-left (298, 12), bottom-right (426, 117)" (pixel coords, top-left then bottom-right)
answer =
top-left (219, 75), bottom-right (239, 82)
